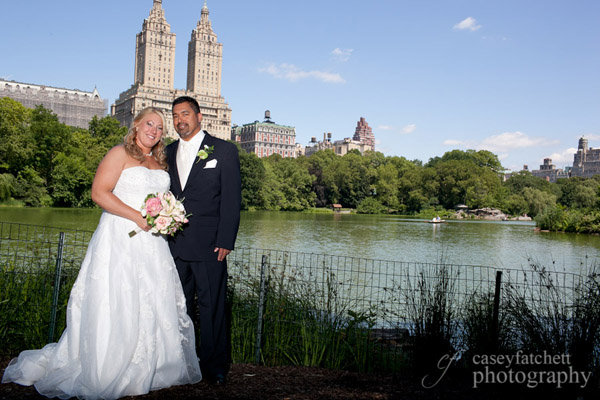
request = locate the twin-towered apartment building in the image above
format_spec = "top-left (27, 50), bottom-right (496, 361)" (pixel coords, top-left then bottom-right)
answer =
top-left (1, 0), bottom-right (372, 159)
top-left (111, 0), bottom-right (231, 141)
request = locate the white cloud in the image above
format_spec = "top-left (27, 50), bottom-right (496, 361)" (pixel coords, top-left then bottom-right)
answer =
top-left (453, 17), bottom-right (482, 31)
top-left (444, 131), bottom-right (560, 152)
top-left (443, 139), bottom-right (468, 146)
top-left (478, 131), bottom-right (559, 153)
top-left (331, 48), bottom-right (353, 62)
top-left (543, 148), bottom-right (577, 166)
top-left (259, 63), bottom-right (345, 84)
top-left (582, 134), bottom-right (600, 141)
top-left (402, 124), bottom-right (417, 134)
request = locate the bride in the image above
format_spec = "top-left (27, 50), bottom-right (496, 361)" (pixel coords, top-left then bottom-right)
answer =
top-left (2, 108), bottom-right (202, 399)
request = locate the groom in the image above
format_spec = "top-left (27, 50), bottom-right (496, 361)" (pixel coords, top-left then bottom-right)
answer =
top-left (166, 96), bottom-right (241, 384)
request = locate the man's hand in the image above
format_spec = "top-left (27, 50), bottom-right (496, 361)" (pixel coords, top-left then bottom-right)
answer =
top-left (214, 247), bottom-right (231, 262)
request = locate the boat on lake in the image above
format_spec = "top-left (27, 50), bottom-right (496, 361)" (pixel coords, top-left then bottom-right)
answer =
top-left (428, 216), bottom-right (446, 224)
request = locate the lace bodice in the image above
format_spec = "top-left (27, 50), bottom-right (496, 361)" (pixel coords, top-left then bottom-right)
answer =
top-left (113, 166), bottom-right (170, 209)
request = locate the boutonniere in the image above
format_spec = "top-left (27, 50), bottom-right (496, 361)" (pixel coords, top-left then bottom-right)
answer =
top-left (196, 145), bottom-right (214, 164)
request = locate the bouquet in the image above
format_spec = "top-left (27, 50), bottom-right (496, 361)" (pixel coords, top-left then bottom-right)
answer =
top-left (129, 191), bottom-right (189, 237)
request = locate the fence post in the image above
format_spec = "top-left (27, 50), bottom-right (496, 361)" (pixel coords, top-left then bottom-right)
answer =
top-left (491, 270), bottom-right (502, 350)
top-left (254, 254), bottom-right (268, 365)
top-left (48, 232), bottom-right (65, 343)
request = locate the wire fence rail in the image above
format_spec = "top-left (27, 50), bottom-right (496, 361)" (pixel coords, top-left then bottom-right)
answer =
top-left (0, 221), bottom-right (594, 374)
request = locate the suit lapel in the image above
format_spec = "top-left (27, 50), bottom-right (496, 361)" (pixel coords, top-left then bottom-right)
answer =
top-left (183, 132), bottom-right (213, 193)
top-left (169, 141), bottom-right (183, 195)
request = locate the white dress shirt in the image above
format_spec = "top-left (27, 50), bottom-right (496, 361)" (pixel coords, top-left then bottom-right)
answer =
top-left (176, 131), bottom-right (205, 190)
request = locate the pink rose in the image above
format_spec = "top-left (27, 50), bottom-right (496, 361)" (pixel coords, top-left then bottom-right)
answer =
top-left (145, 197), bottom-right (163, 217)
top-left (154, 215), bottom-right (173, 232)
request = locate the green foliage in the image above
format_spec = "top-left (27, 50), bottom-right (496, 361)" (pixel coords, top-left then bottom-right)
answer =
top-left (404, 265), bottom-right (459, 373)
top-left (1, 99), bottom-right (598, 230)
top-left (356, 197), bottom-right (386, 214)
top-left (261, 155), bottom-right (316, 211)
top-left (50, 153), bottom-right (95, 207)
top-left (522, 187), bottom-right (556, 218)
top-left (504, 193), bottom-right (528, 216)
top-left (0, 173), bottom-right (15, 201)
top-left (89, 115), bottom-right (128, 140)
top-left (503, 171), bottom-right (556, 195)
top-left (0, 97), bottom-right (33, 174)
top-left (228, 258), bottom-right (388, 373)
top-left (0, 101), bottom-right (126, 207)
top-left (504, 262), bottom-right (600, 374)
top-left (239, 150), bottom-right (266, 210)
top-left (306, 150), bottom-right (339, 207)
top-left (557, 177), bottom-right (600, 209)
top-left (426, 149), bottom-right (503, 171)
top-left (0, 262), bottom-right (77, 354)
top-left (536, 206), bottom-right (600, 233)
top-left (14, 166), bottom-right (52, 206)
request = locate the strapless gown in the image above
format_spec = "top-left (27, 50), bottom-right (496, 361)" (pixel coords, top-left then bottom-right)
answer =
top-left (2, 166), bottom-right (202, 399)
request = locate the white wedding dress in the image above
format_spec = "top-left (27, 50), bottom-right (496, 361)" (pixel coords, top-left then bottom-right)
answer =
top-left (2, 166), bottom-right (202, 399)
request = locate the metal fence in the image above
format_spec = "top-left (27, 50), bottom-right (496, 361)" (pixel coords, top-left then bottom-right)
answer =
top-left (0, 221), bottom-right (591, 372)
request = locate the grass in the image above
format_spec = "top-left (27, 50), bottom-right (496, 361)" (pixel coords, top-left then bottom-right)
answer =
top-left (3, 237), bottom-right (600, 387)
top-left (228, 256), bottom-right (386, 373)
top-left (0, 262), bottom-right (76, 353)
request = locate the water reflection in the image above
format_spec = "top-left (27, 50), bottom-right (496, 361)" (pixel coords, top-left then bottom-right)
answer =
top-left (1, 207), bottom-right (599, 273)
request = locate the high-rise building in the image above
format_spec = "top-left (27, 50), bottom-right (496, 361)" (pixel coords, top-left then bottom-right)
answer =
top-left (353, 117), bottom-right (375, 151)
top-left (304, 117), bottom-right (375, 156)
top-left (232, 111), bottom-right (297, 158)
top-left (0, 79), bottom-right (107, 129)
top-left (571, 137), bottom-right (600, 178)
top-left (112, 0), bottom-right (231, 140)
top-left (134, 0), bottom-right (176, 91)
top-left (531, 158), bottom-right (569, 183)
top-left (187, 6), bottom-right (222, 97)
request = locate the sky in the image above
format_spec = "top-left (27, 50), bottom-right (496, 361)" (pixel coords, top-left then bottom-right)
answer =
top-left (1, 0), bottom-right (599, 171)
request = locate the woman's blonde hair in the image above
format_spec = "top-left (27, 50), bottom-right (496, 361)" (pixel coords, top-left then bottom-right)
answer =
top-left (123, 107), bottom-right (168, 170)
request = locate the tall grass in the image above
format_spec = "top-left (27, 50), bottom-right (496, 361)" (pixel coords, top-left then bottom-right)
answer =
top-left (0, 262), bottom-right (75, 354)
top-left (403, 264), bottom-right (461, 372)
top-left (4, 242), bottom-right (600, 382)
top-left (503, 261), bottom-right (600, 373)
top-left (229, 256), bottom-right (388, 372)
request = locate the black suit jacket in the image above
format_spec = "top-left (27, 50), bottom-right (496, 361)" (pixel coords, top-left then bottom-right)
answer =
top-left (166, 132), bottom-right (241, 261)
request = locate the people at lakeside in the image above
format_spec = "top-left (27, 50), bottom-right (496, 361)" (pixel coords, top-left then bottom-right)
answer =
top-left (166, 96), bottom-right (241, 385)
top-left (2, 107), bottom-right (201, 398)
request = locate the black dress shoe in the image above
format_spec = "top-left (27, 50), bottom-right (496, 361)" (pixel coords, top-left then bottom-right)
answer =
top-left (212, 373), bottom-right (226, 385)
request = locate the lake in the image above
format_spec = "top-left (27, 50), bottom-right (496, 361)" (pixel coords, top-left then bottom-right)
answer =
top-left (0, 207), bottom-right (598, 273)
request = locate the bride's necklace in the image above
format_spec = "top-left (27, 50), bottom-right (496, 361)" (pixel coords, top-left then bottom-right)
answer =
top-left (144, 151), bottom-right (153, 157)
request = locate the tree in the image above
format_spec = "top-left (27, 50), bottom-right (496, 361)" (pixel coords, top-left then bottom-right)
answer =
top-left (0, 173), bottom-right (15, 201)
top-left (28, 106), bottom-right (72, 187)
top-left (239, 150), bottom-right (265, 209)
top-left (426, 149), bottom-right (503, 171)
top-left (556, 177), bottom-right (599, 209)
top-left (89, 115), bottom-right (128, 140)
top-left (50, 152), bottom-right (94, 207)
top-left (356, 197), bottom-right (386, 214)
top-left (504, 193), bottom-right (528, 216)
top-left (522, 187), bottom-right (556, 217)
top-left (332, 152), bottom-right (375, 208)
top-left (261, 155), bottom-right (315, 211)
top-left (0, 97), bottom-right (33, 174)
top-left (503, 171), bottom-right (555, 195)
top-left (374, 163), bottom-right (400, 210)
top-left (14, 166), bottom-right (51, 206)
top-left (306, 150), bottom-right (339, 207)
